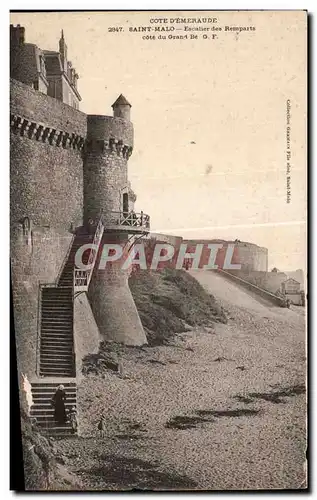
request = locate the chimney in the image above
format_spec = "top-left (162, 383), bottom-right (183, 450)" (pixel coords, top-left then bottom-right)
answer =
top-left (10, 24), bottom-right (25, 47)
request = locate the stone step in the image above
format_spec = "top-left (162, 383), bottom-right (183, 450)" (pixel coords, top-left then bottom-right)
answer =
top-left (31, 401), bottom-right (76, 409)
top-left (41, 341), bottom-right (73, 346)
top-left (41, 329), bottom-right (73, 334)
top-left (32, 393), bottom-right (76, 400)
top-left (41, 334), bottom-right (72, 339)
top-left (42, 306), bottom-right (72, 310)
top-left (41, 349), bottom-right (73, 355)
top-left (33, 420), bottom-right (73, 429)
top-left (41, 328), bottom-right (72, 333)
top-left (42, 427), bottom-right (74, 436)
top-left (31, 408), bottom-right (75, 417)
top-left (39, 366), bottom-right (74, 372)
top-left (40, 365), bottom-right (74, 372)
top-left (32, 382), bottom-right (76, 388)
top-left (42, 297), bottom-right (72, 301)
top-left (41, 335), bottom-right (72, 339)
top-left (32, 388), bottom-right (76, 394)
top-left (39, 371), bottom-right (75, 377)
top-left (41, 325), bottom-right (72, 330)
top-left (41, 338), bottom-right (73, 344)
top-left (32, 386), bottom-right (76, 392)
top-left (41, 320), bottom-right (72, 325)
top-left (41, 306), bottom-right (72, 309)
top-left (32, 387), bottom-right (76, 394)
top-left (41, 322), bottom-right (72, 327)
top-left (32, 388), bottom-right (77, 399)
top-left (30, 414), bottom-right (68, 422)
top-left (42, 291), bottom-right (72, 296)
top-left (41, 344), bottom-right (73, 348)
top-left (41, 314), bottom-right (72, 319)
top-left (41, 350), bottom-right (73, 355)
top-left (31, 404), bottom-right (76, 411)
top-left (42, 317), bottom-right (73, 322)
top-left (41, 316), bottom-right (72, 321)
top-left (40, 359), bottom-right (73, 367)
top-left (39, 367), bottom-right (74, 374)
top-left (41, 330), bottom-right (72, 334)
top-left (42, 294), bottom-right (72, 302)
top-left (41, 302), bottom-right (72, 307)
top-left (41, 325), bottom-right (73, 331)
top-left (41, 312), bottom-right (72, 316)
top-left (41, 326), bottom-right (73, 331)
top-left (41, 352), bottom-right (73, 358)
top-left (39, 364), bottom-right (74, 370)
top-left (42, 294), bottom-right (72, 299)
top-left (39, 363), bottom-right (74, 369)
top-left (31, 396), bottom-right (76, 404)
top-left (41, 322), bottom-right (73, 327)
top-left (40, 361), bottom-right (73, 367)
top-left (41, 308), bottom-right (72, 312)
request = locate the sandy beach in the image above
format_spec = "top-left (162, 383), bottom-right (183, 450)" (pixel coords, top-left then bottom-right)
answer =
top-left (55, 270), bottom-right (306, 490)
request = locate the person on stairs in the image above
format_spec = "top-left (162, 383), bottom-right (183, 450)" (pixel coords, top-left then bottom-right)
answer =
top-left (68, 406), bottom-right (78, 434)
top-left (51, 385), bottom-right (67, 425)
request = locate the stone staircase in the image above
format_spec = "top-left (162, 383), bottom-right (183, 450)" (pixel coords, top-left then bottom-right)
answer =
top-left (30, 381), bottom-right (77, 437)
top-left (36, 231), bottom-right (98, 434)
top-left (39, 233), bottom-right (94, 378)
top-left (40, 287), bottom-right (75, 377)
top-left (58, 233), bottom-right (93, 287)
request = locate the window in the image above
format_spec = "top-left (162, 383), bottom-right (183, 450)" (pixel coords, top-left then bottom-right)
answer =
top-left (123, 192), bottom-right (129, 215)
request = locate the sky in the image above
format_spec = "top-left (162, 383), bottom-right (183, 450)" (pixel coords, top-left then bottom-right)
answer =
top-left (10, 11), bottom-right (307, 271)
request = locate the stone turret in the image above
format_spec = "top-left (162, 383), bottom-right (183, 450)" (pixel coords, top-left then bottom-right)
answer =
top-left (112, 94), bottom-right (132, 121)
top-left (84, 97), bottom-right (148, 346)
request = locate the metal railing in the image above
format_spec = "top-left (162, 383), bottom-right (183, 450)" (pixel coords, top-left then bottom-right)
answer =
top-left (55, 233), bottom-right (75, 285)
top-left (86, 217), bottom-right (104, 286)
top-left (73, 218), bottom-right (104, 293)
top-left (107, 211), bottom-right (150, 230)
top-left (73, 210), bottom-right (150, 293)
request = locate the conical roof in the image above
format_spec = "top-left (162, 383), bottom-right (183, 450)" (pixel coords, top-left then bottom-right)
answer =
top-left (112, 94), bottom-right (131, 107)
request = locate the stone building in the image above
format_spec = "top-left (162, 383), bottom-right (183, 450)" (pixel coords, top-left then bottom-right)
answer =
top-left (281, 278), bottom-right (303, 305)
top-left (10, 26), bottom-right (150, 434)
top-left (10, 26), bottom-right (81, 108)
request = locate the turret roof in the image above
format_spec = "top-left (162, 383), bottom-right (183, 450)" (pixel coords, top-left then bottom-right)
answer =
top-left (112, 94), bottom-right (131, 107)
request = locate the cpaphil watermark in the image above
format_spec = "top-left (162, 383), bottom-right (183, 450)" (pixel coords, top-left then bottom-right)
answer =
top-left (74, 242), bottom-right (242, 272)
top-left (286, 99), bottom-right (292, 204)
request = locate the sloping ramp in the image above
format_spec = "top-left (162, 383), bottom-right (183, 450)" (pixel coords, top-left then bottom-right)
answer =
top-left (189, 269), bottom-right (282, 315)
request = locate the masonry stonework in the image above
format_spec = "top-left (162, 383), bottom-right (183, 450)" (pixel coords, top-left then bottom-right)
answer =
top-left (11, 29), bottom-right (149, 386)
top-left (84, 109), bottom-right (147, 345)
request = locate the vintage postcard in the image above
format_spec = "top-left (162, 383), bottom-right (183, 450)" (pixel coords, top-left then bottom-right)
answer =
top-left (10, 10), bottom-right (307, 491)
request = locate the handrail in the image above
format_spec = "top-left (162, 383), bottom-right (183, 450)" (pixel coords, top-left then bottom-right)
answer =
top-left (87, 218), bottom-right (104, 287)
top-left (73, 210), bottom-right (150, 293)
top-left (107, 211), bottom-right (150, 229)
top-left (55, 233), bottom-right (76, 285)
top-left (73, 217), bottom-right (104, 293)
